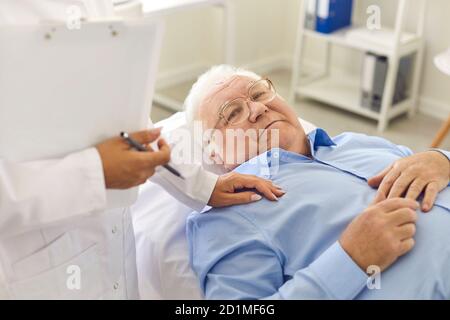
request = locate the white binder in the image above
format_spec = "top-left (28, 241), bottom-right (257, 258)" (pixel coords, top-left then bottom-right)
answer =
top-left (305, 0), bottom-right (317, 30)
top-left (0, 19), bottom-right (164, 209)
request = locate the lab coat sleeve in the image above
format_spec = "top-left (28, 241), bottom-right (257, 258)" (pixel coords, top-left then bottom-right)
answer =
top-left (188, 213), bottom-right (368, 300)
top-left (151, 162), bottom-right (218, 212)
top-left (0, 148), bottom-right (106, 235)
top-left (146, 118), bottom-right (218, 212)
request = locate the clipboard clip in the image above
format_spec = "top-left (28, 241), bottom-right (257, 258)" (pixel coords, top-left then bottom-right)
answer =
top-left (40, 17), bottom-right (124, 40)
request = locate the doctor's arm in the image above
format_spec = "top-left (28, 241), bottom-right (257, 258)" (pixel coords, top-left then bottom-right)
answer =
top-left (150, 151), bottom-right (284, 213)
top-left (153, 164), bottom-right (285, 212)
top-left (0, 129), bottom-right (169, 235)
top-left (188, 199), bottom-right (417, 300)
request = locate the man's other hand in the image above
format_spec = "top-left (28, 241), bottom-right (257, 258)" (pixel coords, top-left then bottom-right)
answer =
top-left (368, 151), bottom-right (450, 212)
top-left (339, 198), bottom-right (419, 272)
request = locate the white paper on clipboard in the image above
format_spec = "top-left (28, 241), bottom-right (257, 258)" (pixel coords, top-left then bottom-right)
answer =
top-left (0, 19), bottom-right (164, 209)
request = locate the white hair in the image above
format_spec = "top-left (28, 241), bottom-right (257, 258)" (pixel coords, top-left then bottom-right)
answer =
top-left (184, 65), bottom-right (260, 124)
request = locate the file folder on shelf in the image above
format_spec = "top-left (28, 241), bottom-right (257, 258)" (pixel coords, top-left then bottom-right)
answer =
top-left (316, 0), bottom-right (353, 34)
top-left (361, 52), bottom-right (414, 112)
top-left (394, 54), bottom-right (414, 104)
top-left (361, 53), bottom-right (378, 111)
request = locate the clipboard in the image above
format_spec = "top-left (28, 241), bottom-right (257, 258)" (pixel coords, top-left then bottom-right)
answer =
top-left (0, 18), bottom-right (164, 209)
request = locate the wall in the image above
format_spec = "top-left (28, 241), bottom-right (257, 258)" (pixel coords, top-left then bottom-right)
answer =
top-left (348, 0), bottom-right (450, 119)
top-left (156, 0), bottom-right (450, 119)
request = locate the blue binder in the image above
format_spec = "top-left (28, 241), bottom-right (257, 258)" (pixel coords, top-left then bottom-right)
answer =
top-left (316, 0), bottom-right (353, 34)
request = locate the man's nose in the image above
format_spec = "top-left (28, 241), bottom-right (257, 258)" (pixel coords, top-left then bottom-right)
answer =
top-left (247, 101), bottom-right (268, 123)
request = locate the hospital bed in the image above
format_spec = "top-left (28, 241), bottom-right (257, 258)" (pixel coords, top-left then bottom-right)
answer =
top-left (131, 112), bottom-right (317, 299)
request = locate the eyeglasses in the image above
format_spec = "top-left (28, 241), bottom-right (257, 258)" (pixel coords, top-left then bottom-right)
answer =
top-left (206, 78), bottom-right (277, 146)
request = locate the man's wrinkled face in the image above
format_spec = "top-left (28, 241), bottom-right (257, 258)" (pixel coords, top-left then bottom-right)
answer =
top-left (197, 76), bottom-right (307, 170)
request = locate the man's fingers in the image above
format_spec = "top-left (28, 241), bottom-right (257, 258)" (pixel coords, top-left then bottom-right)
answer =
top-left (370, 190), bottom-right (386, 205)
top-left (399, 238), bottom-right (415, 256)
top-left (387, 174), bottom-right (415, 199)
top-left (422, 182), bottom-right (439, 212)
top-left (368, 166), bottom-right (391, 188)
top-left (375, 169), bottom-right (401, 200)
top-left (390, 208), bottom-right (418, 226)
top-left (405, 179), bottom-right (427, 202)
top-left (396, 223), bottom-right (417, 241)
top-left (129, 128), bottom-right (162, 145)
top-left (377, 197), bottom-right (419, 212)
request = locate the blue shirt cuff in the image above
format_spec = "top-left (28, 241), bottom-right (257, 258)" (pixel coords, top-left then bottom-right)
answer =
top-left (430, 149), bottom-right (450, 186)
top-left (430, 149), bottom-right (450, 162)
top-left (430, 149), bottom-right (450, 161)
top-left (309, 242), bottom-right (368, 300)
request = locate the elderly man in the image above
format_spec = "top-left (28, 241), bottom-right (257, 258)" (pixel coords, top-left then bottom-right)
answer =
top-left (185, 65), bottom-right (450, 299)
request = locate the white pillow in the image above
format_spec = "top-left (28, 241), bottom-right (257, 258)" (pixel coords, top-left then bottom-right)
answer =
top-left (132, 112), bottom-right (317, 300)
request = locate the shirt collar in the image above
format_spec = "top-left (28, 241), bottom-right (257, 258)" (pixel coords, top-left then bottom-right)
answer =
top-left (234, 128), bottom-right (335, 178)
top-left (308, 128), bottom-right (336, 151)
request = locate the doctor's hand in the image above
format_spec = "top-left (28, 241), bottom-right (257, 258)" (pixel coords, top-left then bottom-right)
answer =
top-left (340, 198), bottom-right (419, 272)
top-left (368, 151), bottom-right (450, 212)
top-left (207, 172), bottom-right (286, 207)
top-left (96, 129), bottom-right (170, 189)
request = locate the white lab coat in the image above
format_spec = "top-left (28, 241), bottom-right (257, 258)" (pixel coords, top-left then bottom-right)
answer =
top-left (0, 0), bottom-right (218, 299)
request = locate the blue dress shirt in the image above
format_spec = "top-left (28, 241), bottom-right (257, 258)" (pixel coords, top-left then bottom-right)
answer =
top-left (187, 129), bottom-right (450, 300)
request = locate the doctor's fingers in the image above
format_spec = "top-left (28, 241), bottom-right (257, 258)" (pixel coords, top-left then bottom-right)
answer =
top-left (221, 191), bottom-right (264, 206)
top-left (138, 139), bottom-right (171, 168)
top-left (129, 128), bottom-right (162, 145)
top-left (235, 175), bottom-right (285, 201)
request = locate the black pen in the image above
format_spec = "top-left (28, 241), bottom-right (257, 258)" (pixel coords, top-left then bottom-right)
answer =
top-left (120, 131), bottom-right (185, 180)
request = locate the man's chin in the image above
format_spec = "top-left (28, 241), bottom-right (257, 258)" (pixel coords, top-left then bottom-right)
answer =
top-left (259, 126), bottom-right (287, 150)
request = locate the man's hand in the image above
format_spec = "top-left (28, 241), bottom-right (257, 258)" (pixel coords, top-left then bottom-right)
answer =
top-left (96, 128), bottom-right (170, 189)
top-left (339, 198), bottom-right (419, 272)
top-left (368, 151), bottom-right (450, 212)
top-left (208, 172), bottom-right (286, 207)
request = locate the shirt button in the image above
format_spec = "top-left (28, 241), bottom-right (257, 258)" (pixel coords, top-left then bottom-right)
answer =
top-left (111, 226), bottom-right (118, 234)
top-left (113, 282), bottom-right (119, 290)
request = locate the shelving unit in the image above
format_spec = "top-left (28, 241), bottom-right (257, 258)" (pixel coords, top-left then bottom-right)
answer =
top-left (139, 0), bottom-right (236, 112)
top-left (289, 0), bottom-right (427, 132)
